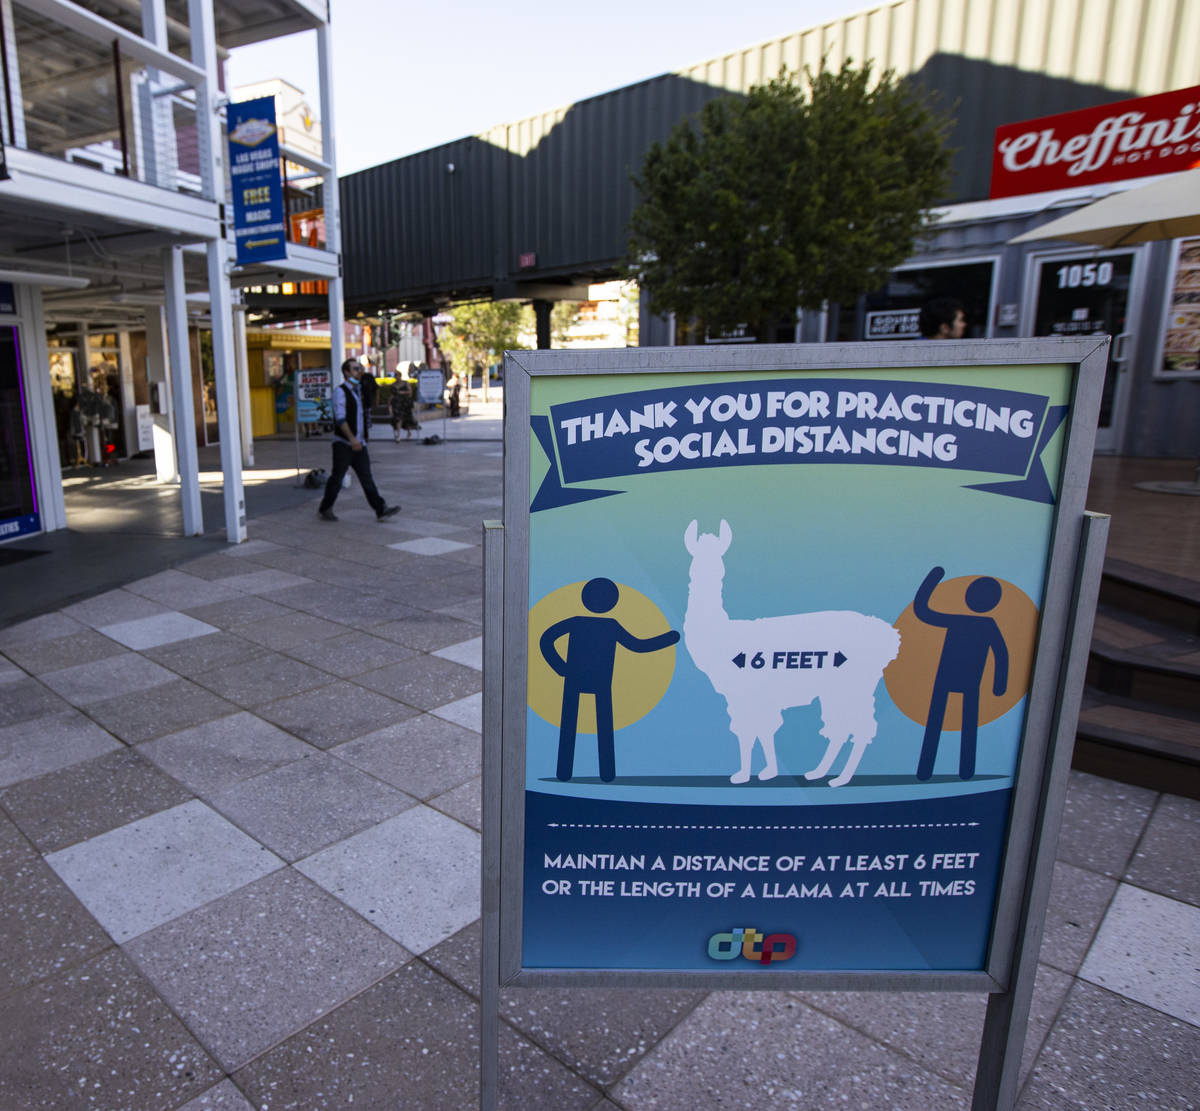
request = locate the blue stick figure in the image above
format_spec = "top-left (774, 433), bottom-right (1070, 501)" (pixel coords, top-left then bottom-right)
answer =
top-left (539, 577), bottom-right (680, 783)
top-left (913, 566), bottom-right (1009, 781)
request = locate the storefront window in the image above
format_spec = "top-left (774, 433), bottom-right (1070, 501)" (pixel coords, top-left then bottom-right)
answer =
top-left (262, 350), bottom-right (285, 384)
top-left (88, 355), bottom-right (122, 465)
top-left (0, 327), bottom-right (40, 539)
top-left (49, 350), bottom-right (79, 468)
top-left (199, 331), bottom-right (218, 445)
top-left (862, 261), bottom-right (996, 340)
top-left (826, 302), bottom-right (861, 342)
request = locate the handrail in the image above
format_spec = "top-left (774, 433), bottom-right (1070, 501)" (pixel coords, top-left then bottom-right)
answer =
top-left (278, 142), bottom-right (332, 176)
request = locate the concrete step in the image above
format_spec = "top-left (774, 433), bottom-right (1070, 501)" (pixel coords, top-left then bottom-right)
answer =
top-left (1074, 561), bottom-right (1200, 796)
top-left (1086, 608), bottom-right (1200, 712)
top-left (1098, 559), bottom-right (1200, 635)
top-left (1074, 694), bottom-right (1200, 799)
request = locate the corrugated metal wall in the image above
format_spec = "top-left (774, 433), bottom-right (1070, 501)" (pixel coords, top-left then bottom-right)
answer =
top-left (503, 74), bottom-right (725, 280)
top-left (340, 136), bottom-right (504, 304)
top-left (673, 0), bottom-right (1197, 99)
top-left (341, 0), bottom-right (1200, 311)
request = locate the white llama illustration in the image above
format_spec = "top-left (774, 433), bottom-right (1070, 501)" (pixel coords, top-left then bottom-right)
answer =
top-left (683, 520), bottom-right (901, 787)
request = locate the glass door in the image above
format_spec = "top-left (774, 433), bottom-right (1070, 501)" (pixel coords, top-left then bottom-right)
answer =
top-left (0, 325), bottom-right (41, 540)
top-left (1025, 250), bottom-right (1139, 453)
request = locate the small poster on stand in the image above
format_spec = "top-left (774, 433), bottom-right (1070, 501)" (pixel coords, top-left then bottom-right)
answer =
top-left (295, 367), bottom-right (332, 424)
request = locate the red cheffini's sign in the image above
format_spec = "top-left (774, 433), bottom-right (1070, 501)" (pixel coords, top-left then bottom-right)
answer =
top-left (989, 85), bottom-right (1200, 198)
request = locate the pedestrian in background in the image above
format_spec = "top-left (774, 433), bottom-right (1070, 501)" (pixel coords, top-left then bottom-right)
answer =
top-left (360, 360), bottom-right (379, 421)
top-left (389, 378), bottom-right (419, 440)
top-left (317, 357), bottom-right (400, 522)
top-left (918, 298), bottom-right (967, 339)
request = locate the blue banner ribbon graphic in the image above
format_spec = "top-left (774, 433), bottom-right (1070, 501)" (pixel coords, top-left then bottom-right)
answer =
top-left (533, 378), bottom-right (1062, 512)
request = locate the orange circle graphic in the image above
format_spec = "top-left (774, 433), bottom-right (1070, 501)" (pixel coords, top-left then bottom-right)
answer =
top-left (884, 575), bottom-right (1039, 731)
top-left (528, 581), bottom-right (678, 732)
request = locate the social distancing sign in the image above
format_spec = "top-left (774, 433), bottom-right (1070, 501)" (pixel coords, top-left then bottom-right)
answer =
top-left (490, 339), bottom-right (1106, 979)
top-left (481, 338), bottom-right (1109, 1111)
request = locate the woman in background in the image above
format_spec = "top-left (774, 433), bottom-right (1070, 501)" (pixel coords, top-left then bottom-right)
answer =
top-left (389, 378), bottom-right (420, 440)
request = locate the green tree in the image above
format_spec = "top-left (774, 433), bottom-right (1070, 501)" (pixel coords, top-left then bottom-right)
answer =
top-left (627, 61), bottom-right (953, 340)
top-left (440, 300), bottom-right (529, 375)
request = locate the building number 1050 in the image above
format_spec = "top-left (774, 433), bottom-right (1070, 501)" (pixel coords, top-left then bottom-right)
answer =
top-left (1057, 261), bottom-right (1114, 289)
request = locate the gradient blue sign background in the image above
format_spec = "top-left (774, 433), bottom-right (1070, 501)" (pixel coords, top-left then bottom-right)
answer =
top-left (522, 364), bottom-right (1072, 972)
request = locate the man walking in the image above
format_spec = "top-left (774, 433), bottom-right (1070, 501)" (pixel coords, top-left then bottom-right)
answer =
top-left (317, 356), bottom-right (400, 522)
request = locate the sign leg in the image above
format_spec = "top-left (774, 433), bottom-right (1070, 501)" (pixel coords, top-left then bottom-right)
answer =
top-left (480, 522), bottom-right (504, 1110)
top-left (971, 512), bottom-right (1109, 1110)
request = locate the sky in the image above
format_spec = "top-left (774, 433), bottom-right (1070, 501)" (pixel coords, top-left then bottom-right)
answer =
top-left (227, 0), bottom-right (871, 175)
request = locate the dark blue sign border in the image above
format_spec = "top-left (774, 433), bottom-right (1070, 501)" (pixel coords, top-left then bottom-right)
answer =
top-left (0, 512), bottom-right (40, 541)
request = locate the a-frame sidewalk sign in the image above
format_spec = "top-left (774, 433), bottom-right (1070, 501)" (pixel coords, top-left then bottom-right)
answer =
top-left (481, 337), bottom-right (1109, 1111)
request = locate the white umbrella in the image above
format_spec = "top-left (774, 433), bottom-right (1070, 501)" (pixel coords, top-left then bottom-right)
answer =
top-left (1009, 168), bottom-right (1200, 247)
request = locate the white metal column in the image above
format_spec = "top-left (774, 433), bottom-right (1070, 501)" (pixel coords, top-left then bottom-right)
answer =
top-left (163, 246), bottom-right (203, 535)
top-left (189, 0), bottom-right (246, 542)
top-left (16, 284), bottom-right (66, 531)
top-left (205, 242), bottom-right (246, 541)
top-left (137, 0), bottom-right (179, 189)
top-left (317, 19), bottom-right (345, 381)
top-left (0, 0), bottom-right (26, 146)
top-left (143, 304), bottom-right (179, 483)
top-left (232, 296), bottom-right (254, 467)
top-left (117, 330), bottom-right (137, 457)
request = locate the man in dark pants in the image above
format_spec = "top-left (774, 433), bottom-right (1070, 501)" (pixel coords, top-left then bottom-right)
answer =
top-left (317, 356), bottom-right (400, 522)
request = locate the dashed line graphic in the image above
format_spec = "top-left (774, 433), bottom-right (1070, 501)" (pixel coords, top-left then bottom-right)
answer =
top-left (545, 822), bottom-right (981, 830)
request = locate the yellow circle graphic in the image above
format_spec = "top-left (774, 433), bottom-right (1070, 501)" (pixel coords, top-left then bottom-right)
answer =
top-left (528, 581), bottom-right (677, 732)
top-left (884, 575), bottom-right (1038, 730)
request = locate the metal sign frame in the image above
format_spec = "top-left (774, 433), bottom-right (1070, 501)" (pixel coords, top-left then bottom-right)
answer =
top-left (481, 337), bottom-right (1109, 1109)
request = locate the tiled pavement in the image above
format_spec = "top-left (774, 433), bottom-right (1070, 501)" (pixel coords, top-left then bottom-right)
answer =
top-left (1, 425), bottom-right (1198, 1109)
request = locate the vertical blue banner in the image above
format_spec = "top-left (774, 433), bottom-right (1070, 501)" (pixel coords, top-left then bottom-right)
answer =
top-left (228, 97), bottom-right (287, 265)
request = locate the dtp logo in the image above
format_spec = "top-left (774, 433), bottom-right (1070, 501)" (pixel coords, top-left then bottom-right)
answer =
top-left (707, 927), bottom-right (797, 965)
